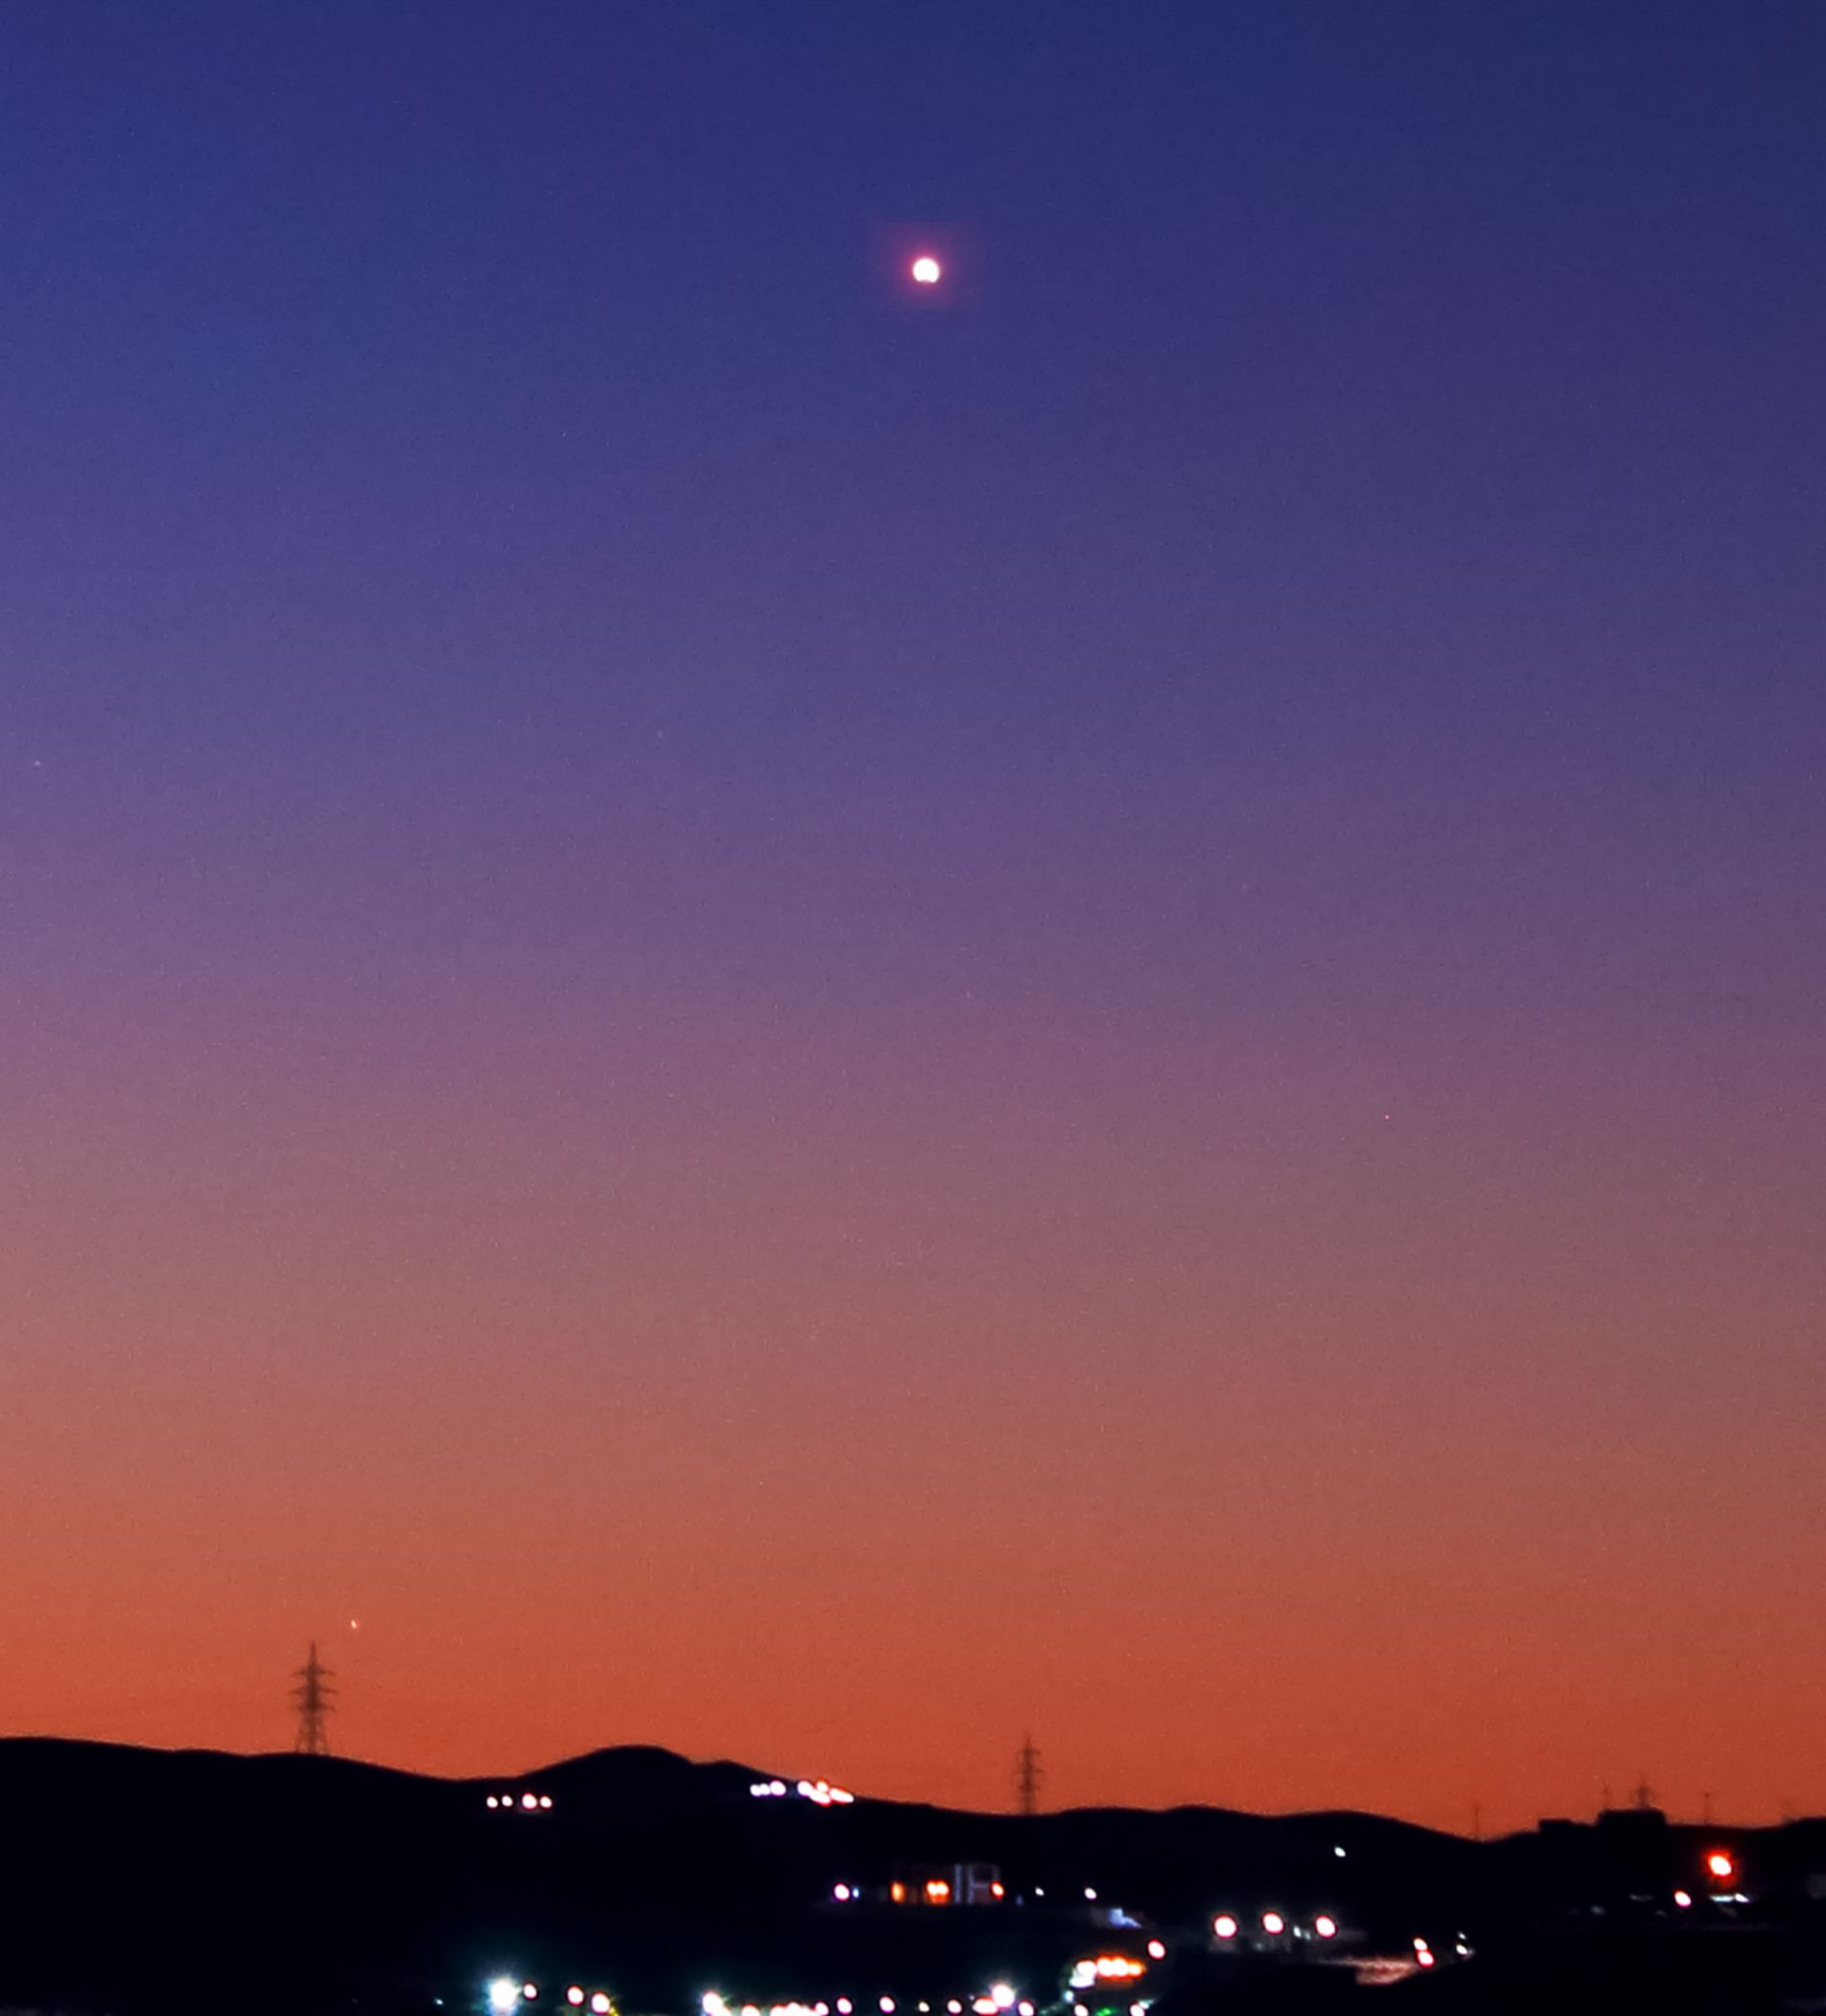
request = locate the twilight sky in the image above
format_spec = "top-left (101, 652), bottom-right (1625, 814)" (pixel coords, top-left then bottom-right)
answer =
top-left (2, 1), bottom-right (1822, 1834)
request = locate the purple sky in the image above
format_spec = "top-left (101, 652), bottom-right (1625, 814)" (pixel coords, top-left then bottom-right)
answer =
top-left (2, 1), bottom-right (1822, 1825)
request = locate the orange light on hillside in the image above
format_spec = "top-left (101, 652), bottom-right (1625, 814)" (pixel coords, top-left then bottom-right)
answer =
top-left (1706, 1850), bottom-right (1735, 1881)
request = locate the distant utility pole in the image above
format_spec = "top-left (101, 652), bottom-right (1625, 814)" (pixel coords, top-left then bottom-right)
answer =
top-left (1633, 1776), bottom-right (1655, 1813)
top-left (292, 1642), bottom-right (335, 1756)
top-left (1014, 1734), bottom-right (1044, 1817)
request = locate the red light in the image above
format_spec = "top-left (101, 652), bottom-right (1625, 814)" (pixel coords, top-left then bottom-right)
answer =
top-left (1706, 1851), bottom-right (1735, 1881)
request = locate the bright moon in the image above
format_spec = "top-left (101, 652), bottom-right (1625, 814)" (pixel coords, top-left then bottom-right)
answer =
top-left (910, 255), bottom-right (942, 285)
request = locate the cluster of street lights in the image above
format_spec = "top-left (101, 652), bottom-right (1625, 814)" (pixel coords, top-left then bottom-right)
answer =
top-left (485, 1790), bottom-right (555, 1813)
top-left (1211, 1911), bottom-right (1339, 1943)
top-left (749, 1777), bottom-right (857, 1806)
top-left (701, 1987), bottom-right (1032, 2016)
top-left (485, 1983), bottom-right (610, 2014)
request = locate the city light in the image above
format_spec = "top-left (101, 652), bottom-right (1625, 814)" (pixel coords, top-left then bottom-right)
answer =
top-left (1145, 1941), bottom-right (1164, 1960)
top-left (1261, 1912), bottom-right (1286, 1936)
top-left (591, 1996), bottom-right (611, 2013)
top-left (989, 1986), bottom-right (1015, 2009)
top-left (567, 1991), bottom-right (586, 2007)
top-left (1674, 1890), bottom-right (1693, 1909)
top-left (485, 1788), bottom-right (554, 1816)
top-left (1314, 1916), bottom-right (1338, 1939)
top-left (1706, 1850), bottom-right (1735, 1881)
top-left (749, 1776), bottom-right (853, 1806)
top-left (1212, 1915), bottom-right (1238, 1940)
top-left (490, 1984), bottom-right (523, 2016)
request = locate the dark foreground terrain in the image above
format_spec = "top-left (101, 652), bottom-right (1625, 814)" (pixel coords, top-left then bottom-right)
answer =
top-left (1, 1740), bottom-right (1821, 2015)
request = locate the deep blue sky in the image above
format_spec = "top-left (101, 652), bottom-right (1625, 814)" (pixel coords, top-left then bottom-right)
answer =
top-left (6, 3), bottom-right (1821, 1019)
top-left (3, 2), bottom-right (1823, 1819)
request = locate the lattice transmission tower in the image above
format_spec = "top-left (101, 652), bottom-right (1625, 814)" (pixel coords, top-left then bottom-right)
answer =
top-left (1015, 1733), bottom-right (1044, 1816)
top-left (292, 1641), bottom-right (335, 1755)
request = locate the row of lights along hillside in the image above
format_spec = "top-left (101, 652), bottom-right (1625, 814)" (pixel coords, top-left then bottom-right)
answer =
top-left (750, 1776), bottom-right (856, 1805)
top-left (486, 1790), bottom-right (554, 1812)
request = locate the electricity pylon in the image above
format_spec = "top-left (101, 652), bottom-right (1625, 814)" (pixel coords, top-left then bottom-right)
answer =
top-left (1015, 1734), bottom-right (1044, 1816)
top-left (292, 1641), bottom-right (335, 1755)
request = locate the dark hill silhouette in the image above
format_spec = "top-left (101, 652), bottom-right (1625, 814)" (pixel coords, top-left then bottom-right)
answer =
top-left (0, 1740), bottom-right (1818, 2016)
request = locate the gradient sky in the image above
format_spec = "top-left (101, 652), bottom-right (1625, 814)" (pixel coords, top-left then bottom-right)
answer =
top-left (2, 1), bottom-right (1822, 1835)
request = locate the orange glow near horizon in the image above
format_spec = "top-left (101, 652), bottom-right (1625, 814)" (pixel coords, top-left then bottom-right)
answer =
top-left (5, 939), bottom-right (1823, 1837)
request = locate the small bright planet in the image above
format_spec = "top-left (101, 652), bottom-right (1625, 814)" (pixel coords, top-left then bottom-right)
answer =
top-left (910, 255), bottom-right (942, 285)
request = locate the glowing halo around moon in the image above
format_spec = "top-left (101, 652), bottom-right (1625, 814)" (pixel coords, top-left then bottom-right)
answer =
top-left (909, 254), bottom-right (942, 285)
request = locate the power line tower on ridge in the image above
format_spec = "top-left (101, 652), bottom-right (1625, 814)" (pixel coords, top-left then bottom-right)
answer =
top-left (1014, 1734), bottom-right (1044, 1817)
top-left (292, 1641), bottom-right (335, 1756)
